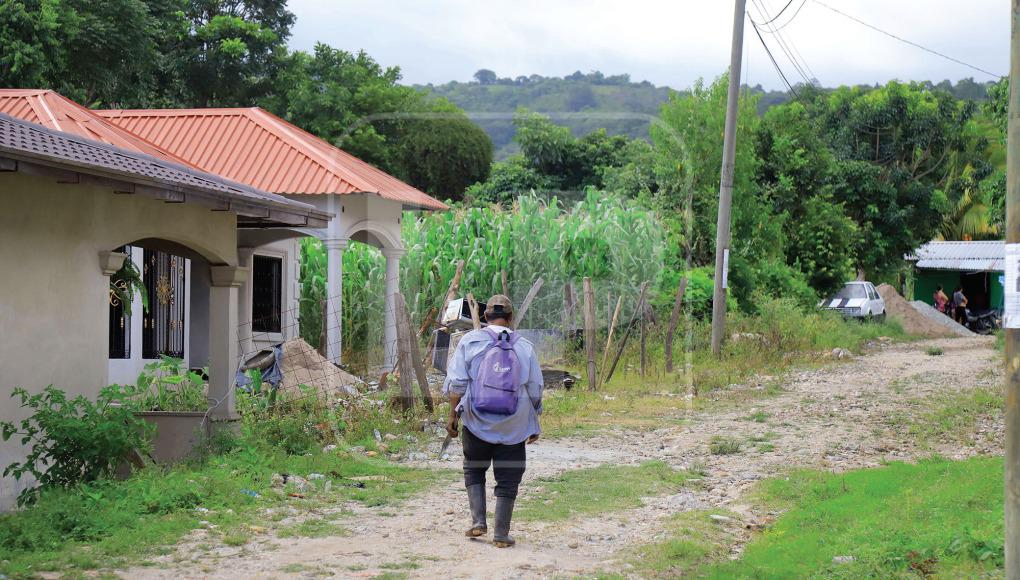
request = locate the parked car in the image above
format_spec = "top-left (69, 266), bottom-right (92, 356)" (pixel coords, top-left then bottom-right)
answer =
top-left (819, 281), bottom-right (886, 321)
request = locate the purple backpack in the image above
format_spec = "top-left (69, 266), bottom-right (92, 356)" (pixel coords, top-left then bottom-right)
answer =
top-left (470, 328), bottom-right (522, 415)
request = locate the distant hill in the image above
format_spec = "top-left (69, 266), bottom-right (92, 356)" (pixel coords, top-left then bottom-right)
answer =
top-left (417, 70), bottom-right (998, 160)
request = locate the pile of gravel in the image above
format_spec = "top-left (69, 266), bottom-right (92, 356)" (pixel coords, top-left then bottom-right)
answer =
top-left (909, 300), bottom-right (975, 337)
top-left (876, 284), bottom-right (957, 338)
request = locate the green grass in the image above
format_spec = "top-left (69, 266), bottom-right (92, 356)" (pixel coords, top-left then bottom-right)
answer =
top-left (708, 436), bottom-right (742, 455)
top-left (277, 516), bottom-right (351, 539)
top-left (516, 461), bottom-right (693, 522)
top-left (0, 445), bottom-right (452, 578)
top-left (633, 510), bottom-right (739, 577)
top-left (925, 345), bottom-right (945, 356)
top-left (906, 386), bottom-right (1003, 447)
top-left (746, 410), bottom-right (769, 423)
top-left (699, 457), bottom-right (1004, 578)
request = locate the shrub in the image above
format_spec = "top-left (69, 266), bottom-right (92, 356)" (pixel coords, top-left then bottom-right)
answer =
top-left (0, 385), bottom-right (152, 505)
top-left (132, 356), bottom-right (207, 412)
top-left (709, 436), bottom-right (742, 455)
top-left (926, 346), bottom-right (945, 356)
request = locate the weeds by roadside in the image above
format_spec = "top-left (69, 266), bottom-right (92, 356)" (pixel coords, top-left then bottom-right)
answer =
top-left (515, 461), bottom-right (695, 522)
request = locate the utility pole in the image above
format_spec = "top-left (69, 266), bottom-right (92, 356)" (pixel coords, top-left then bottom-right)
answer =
top-left (1006, 2), bottom-right (1020, 576)
top-left (710, 0), bottom-right (747, 355)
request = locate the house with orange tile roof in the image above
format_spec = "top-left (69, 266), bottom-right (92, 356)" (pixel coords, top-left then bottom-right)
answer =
top-left (96, 106), bottom-right (448, 369)
top-left (0, 89), bottom-right (446, 508)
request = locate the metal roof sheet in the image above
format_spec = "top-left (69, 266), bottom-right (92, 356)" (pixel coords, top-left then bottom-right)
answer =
top-left (906, 240), bottom-right (1005, 272)
top-left (0, 112), bottom-right (331, 228)
top-left (96, 107), bottom-right (449, 211)
top-left (0, 90), bottom-right (196, 167)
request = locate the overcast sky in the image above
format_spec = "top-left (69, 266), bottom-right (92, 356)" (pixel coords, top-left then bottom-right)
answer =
top-left (287, 0), bottom-right (1008, 91)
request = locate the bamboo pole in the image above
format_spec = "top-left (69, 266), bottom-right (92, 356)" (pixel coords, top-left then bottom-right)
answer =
top-left (604, 281), bottom-right (650, 386)
top-left (396, 293), bottom-right (434, 411)
top-left (598, 296), bottom-right (624, 390)
top-left (513, 277), bottom-right (544, 330)
top-left (466, 293), bottom-right (482, 330)
top-left (664, 276), bottom-right (690, 373)
top-left (583, 277), bottom-right (597, 391)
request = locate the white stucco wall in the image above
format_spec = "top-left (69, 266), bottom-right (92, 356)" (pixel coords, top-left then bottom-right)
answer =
top-left (0, 172), bottom-right (239, 509)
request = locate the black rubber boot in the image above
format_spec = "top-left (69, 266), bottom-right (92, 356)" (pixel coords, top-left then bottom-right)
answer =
top-left (492, 496), bottom-right (516, 547)
top-left (465, 484), bottom-right (487, 537)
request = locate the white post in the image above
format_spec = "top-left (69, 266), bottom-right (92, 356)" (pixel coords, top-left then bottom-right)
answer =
top-left (236, 248), bottom-right (256, 358)
top-left (382, 247), bottom-right (405, 369)
top-left (209, 265), bottom-right (246, 420)
top-left (324, 238), bottom-right (347, 364)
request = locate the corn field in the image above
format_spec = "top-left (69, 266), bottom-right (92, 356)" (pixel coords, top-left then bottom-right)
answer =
top-left (300, 191), bottom-right (664, 358)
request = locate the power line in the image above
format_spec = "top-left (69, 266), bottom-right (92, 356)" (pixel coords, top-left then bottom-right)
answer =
top-left (748, 0), bottom-right (795, 26)
top-left (750, 0), bottom-right (814, 86)
top-left (750, 17), bottom-right (800, 98)
top-left (772, 0), bottom-right (808, 32)
top-left (812, 0), bottom-right (1003, 79)
top-left (758, 0), bottom-right (817, 84)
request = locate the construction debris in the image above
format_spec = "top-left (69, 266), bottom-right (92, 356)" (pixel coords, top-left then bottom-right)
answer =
top-left (280, 338), bottom-right (361, 397)
top-left (876, 284), bottom-right (956, 339)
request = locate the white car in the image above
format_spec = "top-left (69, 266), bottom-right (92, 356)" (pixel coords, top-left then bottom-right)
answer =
top-left (820, 281), bottom-right (886, 321)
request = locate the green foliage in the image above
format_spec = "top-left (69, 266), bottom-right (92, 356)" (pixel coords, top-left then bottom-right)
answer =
top-left (703, 458), bottom-right (1004, 577)
top-left (237, 385), bottom-right (338, 456)
top-left (708, 436), bottom-right (741, 455)
top-left (299, 192), bottom-right (663, 356)
top-left (0, 385), bottom-right (153, 505)
top-left (109, 256), bottom-right (148, 316)
top-left (0, 443), bottom-right (445, 576)
top-left (463, 155), bottom-right (553, 205)
top-left (133, 356), bottom-right (206, 412)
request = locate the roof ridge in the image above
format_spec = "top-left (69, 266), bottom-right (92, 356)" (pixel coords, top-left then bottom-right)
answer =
top-left (244, 108), bottom-right (379, 193)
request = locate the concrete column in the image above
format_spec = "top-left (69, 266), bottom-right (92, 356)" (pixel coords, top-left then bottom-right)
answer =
top-left (209, 265), bottom-right (247, 420)
top-left (236, 248), bottom-right (256, 358)
top-left (381, 247), bottom-right (405, 369)
top-left (324, 239), bottom-right (348, 364)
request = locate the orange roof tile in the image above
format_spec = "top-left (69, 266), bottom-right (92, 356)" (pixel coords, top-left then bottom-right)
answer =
top-left (0, 90), bottom-right (195, 167)
top-left (96, 107), bottom-right (448, 210)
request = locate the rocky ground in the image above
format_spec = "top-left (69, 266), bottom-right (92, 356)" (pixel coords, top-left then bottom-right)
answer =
top-left (124, 335), bottom-right (1001, 579)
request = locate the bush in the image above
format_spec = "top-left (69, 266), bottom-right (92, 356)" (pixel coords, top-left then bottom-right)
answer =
top-left (0, 385), bottom-right (153, 505)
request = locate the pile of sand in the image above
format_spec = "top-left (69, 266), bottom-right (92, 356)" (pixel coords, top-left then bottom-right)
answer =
top-left (280, 338), bottom-right (361, 398)
top-left (876, 284), bottom-right (956, 338)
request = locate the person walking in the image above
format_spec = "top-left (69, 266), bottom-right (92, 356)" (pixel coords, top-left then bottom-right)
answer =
top-left (934, 285), bottom-right (949, 316)
top-left (443, 294), bottom-right (543, 548)
top-left (952, 286), bottom-right (968, 324)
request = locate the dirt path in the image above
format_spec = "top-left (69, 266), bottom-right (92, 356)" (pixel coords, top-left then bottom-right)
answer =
top-left (127, 336), bottom-right (1001, 579)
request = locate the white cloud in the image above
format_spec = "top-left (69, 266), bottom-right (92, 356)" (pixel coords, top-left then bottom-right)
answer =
top-left (287, 0), bottom-right (1008, 90)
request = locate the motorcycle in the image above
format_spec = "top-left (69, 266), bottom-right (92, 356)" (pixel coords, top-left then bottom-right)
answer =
top-left (964, 308), bottom-right (1001, 335)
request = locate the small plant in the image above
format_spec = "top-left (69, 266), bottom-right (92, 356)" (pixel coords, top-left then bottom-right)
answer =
top-left (0, 385), bottom-right (153, 505)
top-left (133, 356), bottom-right (207, 412)
top-left (746, 410), bottom-right (769, 423)
top-left (709, 436), bottom-right (742, 455)
top-left (925, 346), bottom-right (944, 356)
top-left (109, 258), bottom-right (148, 316)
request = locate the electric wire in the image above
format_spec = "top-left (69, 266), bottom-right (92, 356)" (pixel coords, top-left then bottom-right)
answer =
top-left (750, 0), bottom-right (813, 86)
top-left (759, 0), bottom-right (818, 84)
top-left (748, 0), bottom-right (795, 26)
top-left (749, 15), bottom-right (800, 98)
top-left (771, 0), bottom-right (808, 33)
top-left (812, 0), bottom-right (1002, 79)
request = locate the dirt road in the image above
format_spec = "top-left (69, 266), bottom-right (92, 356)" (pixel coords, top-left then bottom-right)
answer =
top-left (127, 336), bottom-right (1001, 579)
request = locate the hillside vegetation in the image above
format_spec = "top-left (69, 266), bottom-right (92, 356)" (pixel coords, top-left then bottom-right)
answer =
top-left (420, 70), bottom-right (999, 158)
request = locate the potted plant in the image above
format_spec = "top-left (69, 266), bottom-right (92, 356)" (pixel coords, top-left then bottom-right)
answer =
top-left (129, 356), bottom-right (210, 463)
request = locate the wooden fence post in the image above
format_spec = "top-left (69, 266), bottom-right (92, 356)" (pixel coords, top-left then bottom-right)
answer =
top-left (664, 276), bottom-right (689, 373)
top-left (396, 293), bottom-right (434, 411)
top-left (583, 277), bottom-right (597, 391)
top-left (513, 277), bottom-right (544, 330)
top-left (598, 296), bottom-right (624, 390)
top-left (501, 270), bottom-right (509, 297)
top-left (604, 281), bottom-right (649, 386)
top-left (640, 297), bottom-right (647, 379)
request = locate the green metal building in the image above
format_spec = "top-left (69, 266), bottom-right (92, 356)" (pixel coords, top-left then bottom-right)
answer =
top-left (907, 241), bottom-right (1004, 311)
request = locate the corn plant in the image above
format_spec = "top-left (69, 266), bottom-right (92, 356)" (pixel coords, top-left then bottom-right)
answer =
top-left (299, 191), bottom-right (664, 357)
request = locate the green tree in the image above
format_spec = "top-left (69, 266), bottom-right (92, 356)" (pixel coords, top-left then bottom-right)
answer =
top-left (0, 0), bottom-right (64, 90)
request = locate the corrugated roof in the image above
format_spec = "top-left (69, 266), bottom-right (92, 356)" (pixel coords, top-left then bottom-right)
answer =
top-left (906, 240), bottom-right (1005, 272)
top-left (96, 107), bottom-right (448, 210)
top-left (0, 89), bottom-right (196, 167)
top-left (0, 112), bottom-right (331, 228)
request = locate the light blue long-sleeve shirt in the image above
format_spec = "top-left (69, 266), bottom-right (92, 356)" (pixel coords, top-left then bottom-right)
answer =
top-left (442, 325), bottom-right (543, 445)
